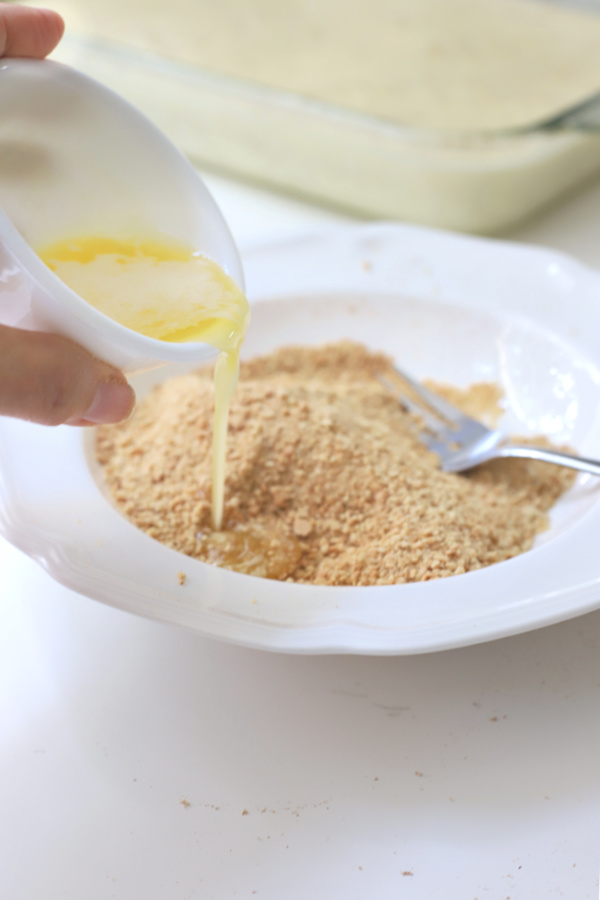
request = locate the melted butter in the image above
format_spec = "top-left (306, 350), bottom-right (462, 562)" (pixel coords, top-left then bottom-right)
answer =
top-left (198, 523), bottom-right (303, 580)
top-left (39, 235), bottom-right (249, 530)
top-left (39, 236), bottom-right (248, 347)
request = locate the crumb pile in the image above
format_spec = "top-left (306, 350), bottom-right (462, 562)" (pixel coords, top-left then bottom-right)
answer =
top-left (96, 342), bottom-right (575, 585)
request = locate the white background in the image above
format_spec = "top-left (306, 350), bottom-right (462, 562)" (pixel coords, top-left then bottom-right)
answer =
top-left (4, 171), bottom-right (600, 899)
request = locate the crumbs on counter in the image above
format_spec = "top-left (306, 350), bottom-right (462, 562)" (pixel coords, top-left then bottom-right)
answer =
top-left (96, 341), bottom-right (575, 586)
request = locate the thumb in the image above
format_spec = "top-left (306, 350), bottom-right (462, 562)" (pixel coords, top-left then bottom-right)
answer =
top-left (0, 325), bottom-right (136, 426)
top-left (0, 5), bottom-right (65, 59)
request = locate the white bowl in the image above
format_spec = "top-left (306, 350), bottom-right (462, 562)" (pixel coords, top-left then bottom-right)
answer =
top-left (2, 223), bottom-right (600, 654)
top-left (0, 58), bottom-right (243, 373)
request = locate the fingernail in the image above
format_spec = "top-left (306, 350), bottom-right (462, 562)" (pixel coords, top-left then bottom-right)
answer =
top-left (83, 381), bottom-right (135, 424)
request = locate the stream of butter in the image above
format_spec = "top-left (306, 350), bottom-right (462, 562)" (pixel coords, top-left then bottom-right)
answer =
top-left (39, 236), bottom-right (249, 530)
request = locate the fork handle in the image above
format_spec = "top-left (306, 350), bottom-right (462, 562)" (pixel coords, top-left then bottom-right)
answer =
top-left (498, 443), bottom-right (600, 477)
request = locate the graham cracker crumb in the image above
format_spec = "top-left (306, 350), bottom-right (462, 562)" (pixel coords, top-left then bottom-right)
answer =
top-left (96, 341), bottom-right (575, 586)
top-left (293, 517), bottom-right (314, 538)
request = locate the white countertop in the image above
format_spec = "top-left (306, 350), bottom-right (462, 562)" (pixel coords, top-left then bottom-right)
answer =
top-left (4, 173), bottom-right (600, 900)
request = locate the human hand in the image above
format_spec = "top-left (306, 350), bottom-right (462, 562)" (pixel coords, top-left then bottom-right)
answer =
top-left (0, 4), bottom-right (136, 426)
top-left (0, 325), bottom-right (136, 425)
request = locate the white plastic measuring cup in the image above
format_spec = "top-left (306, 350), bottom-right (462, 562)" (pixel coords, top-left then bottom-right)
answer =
top-left (0, 58), bottom-right (244, 374)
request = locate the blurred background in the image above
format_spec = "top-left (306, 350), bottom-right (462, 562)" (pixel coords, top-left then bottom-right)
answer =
top-left (19, 0), bottom-right (600, 233)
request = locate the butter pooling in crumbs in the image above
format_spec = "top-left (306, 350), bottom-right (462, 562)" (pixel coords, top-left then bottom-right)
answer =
top-left (95, 342), bottom-right (575, 585)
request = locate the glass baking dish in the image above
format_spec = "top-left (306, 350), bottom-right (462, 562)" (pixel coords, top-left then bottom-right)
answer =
top-left (44, 0), bottom-right (600, 235)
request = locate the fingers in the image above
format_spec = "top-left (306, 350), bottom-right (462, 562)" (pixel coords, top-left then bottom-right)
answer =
top-left (0, 7), bottom-right (124, 428)
top-left (0, 325), bottom-right (136, 426)
top-left (0, 4), bottom-right (64, 59)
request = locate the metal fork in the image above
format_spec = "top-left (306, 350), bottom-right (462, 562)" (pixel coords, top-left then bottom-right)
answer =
top-left (379, 365), bottom-right (600, 476)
